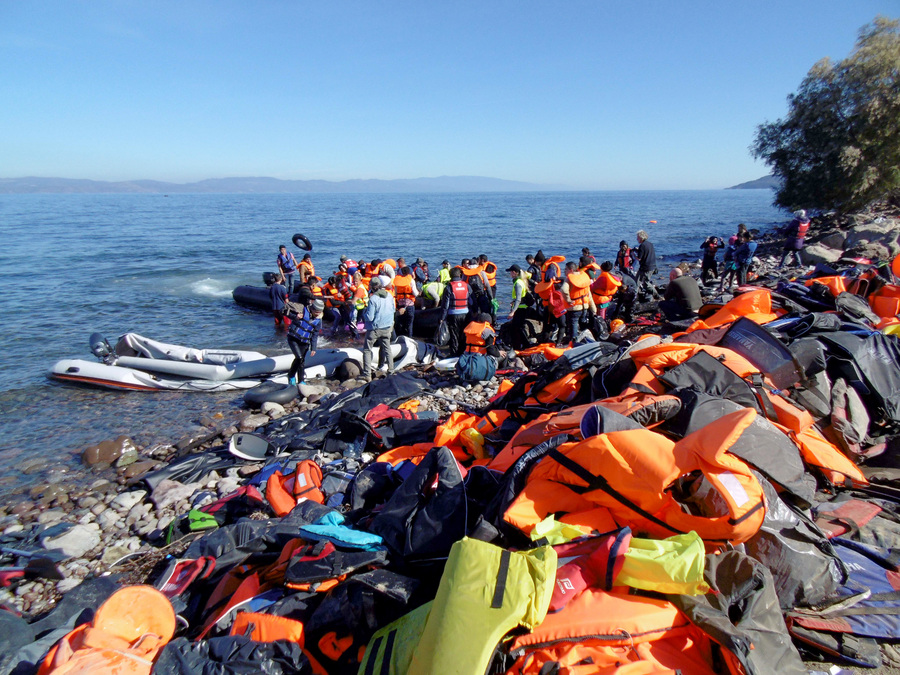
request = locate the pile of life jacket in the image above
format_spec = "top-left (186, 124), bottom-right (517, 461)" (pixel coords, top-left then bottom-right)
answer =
top-left (26, 257), bottom-right (900, 674)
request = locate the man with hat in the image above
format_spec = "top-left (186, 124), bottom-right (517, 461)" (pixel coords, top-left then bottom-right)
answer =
top-left (438, 260), bottom-right (451, 284)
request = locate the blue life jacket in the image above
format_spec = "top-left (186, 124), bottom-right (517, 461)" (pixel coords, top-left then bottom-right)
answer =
top-left (288, 306), bottom-right (320, 342)
top-left (278, 252), bottom-right (297, 272)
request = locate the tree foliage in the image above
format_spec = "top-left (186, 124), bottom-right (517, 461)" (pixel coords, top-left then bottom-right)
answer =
top-left (752, 16), bottom-right (900, 213)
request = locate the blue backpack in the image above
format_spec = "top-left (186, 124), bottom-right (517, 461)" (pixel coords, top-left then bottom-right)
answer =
top-left (455, 352), bottom-right (496, 383)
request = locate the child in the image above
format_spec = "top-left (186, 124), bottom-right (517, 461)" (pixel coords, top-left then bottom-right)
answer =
top-left (285, 298), bottom-right (324, 386)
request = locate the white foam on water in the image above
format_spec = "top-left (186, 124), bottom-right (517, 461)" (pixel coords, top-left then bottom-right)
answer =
top-left (191, 277), bottom-right (235, 298)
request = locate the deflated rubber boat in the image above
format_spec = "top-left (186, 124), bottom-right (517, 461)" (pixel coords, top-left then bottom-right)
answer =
top-left (50, 332), bottom-right (437, 392)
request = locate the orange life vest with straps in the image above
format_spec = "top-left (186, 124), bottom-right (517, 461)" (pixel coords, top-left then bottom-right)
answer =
top-left (506, 409), bottom-right (766, 547)
top-left (580, 261), bottom-right (602, 279)
top-left (591, 271), bottom-right (622, 305)
top-left (299, 260), bottom-right (316, 280)
top-left (392, 274), bottom-right (416, 304)
top-left (482, 260), bottom-right (498, 287)
top-left (322, 283), bottom-right (346, 308)
top-left (565, 270), bottom-right (592, 308)
top-left (541, 255), bottom-right (565, 281)
top-left (535, 280), bottom-right (566, 317)
top-left (464, 321), bottom-right (495, 354)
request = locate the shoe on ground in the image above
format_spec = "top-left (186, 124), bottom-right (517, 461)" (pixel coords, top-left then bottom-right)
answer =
top-left (288, 376), bottom-right (297, 386)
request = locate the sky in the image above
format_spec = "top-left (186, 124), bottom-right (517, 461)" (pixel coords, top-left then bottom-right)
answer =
top-left (1, 1), bottom-right (897, 190)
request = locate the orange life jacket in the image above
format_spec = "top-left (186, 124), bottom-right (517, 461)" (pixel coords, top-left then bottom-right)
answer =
top-left (464, 321), bottom-right (495, 354)
top-left (506, 409), bottom-right (765, 546)
top-left (266, 460), bottom-right (325, 517)
top-left (590, 271), bottom-right (622, 305)
top-left (299, 260), bottom-right (316, 280)
top-left (565, 270), bottom-right (592, 308)
top-left (541, 255), bottom-right (565, 281)
top-left (580, 261), bottom-right (602, 279)
top-left (322, 283), bottom-right (346, 308)
top-left (392, 274), bottom-right (416, 304)
top-left (535, 280), bottom-right (566, 317)
top-left (481, 260), bottom-right (498, 287)
top-left (506, 587), bottom-right (723, 675)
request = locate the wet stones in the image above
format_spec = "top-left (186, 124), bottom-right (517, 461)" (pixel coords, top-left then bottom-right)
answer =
top-left (82, 435), bottom-right (137, 469)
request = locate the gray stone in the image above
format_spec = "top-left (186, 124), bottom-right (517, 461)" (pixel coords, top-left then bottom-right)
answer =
top-left (151, 479), bottom-right (200, 512)
top-left (37, 509), bottom-right (67, 525)
top-left (42, 523), bottom-right (101, 559)
top-left (110, 489), bottom-right (147, 513)
top-left (96, 509), bottom-right (120, 530)
top-left (802, 243), bottom-right (843, 265)
top-left (239, 414), bottom-right (270, 431)
top-left (261, 401), bottom-right (286, 417)
top-left (56, 577), bottom-right (83, 594)
top-left (77, 496), bottom-right (99, 510)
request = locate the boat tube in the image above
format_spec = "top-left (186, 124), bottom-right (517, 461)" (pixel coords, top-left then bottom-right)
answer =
top-left (50, 333), bottom-right (437, 392)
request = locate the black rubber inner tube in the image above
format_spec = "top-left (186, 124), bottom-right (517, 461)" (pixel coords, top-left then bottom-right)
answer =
top-left (244, 381), bottom-right (298, 406)
top-left (292, 233), bottom-right (312, 251)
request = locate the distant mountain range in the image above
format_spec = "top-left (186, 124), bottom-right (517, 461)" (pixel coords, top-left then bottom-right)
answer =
top-left (0, 175), bottom-right (553, 194)
top-left (726, 175), bottom-right (780, 190)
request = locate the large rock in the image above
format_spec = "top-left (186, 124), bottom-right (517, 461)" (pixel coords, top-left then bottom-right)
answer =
top-left (42, 523), bottom-right (101, 559)
top-left (843, 218), bottom-right (900, 257)
top-left (802, 243), bottom-right (843, 265)
top-left (82, 436), bottom-right (137, 468)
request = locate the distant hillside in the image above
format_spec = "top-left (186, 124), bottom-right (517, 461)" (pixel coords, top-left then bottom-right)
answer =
top-left (0, 175), bottom-right (551, 194)
top-left (727, 175), bottom-right (780, 190)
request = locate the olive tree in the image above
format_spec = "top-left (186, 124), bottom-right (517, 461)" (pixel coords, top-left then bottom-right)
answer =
top-left (752, 16), bottom-right (900, 213)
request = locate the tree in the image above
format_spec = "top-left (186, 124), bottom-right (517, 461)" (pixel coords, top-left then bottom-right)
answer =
top-left (752, 16), bottom-right (900, 213)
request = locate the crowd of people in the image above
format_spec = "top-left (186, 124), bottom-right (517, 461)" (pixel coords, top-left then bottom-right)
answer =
top-left (264, 215), bottom-right (810, 387)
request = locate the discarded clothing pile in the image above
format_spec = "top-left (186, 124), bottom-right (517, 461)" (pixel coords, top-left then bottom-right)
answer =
top-left (17, 261), bottom-right (900, 674)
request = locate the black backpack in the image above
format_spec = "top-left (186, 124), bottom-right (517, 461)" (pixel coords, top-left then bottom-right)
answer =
top-left (468, 272), bottom-right (487, 297)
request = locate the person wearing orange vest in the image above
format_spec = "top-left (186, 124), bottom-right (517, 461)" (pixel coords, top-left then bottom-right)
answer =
top-left (579, 254), bottom-right (602, 280)
top-left (440, 267), bottom-right (471, 356)
top-left (350, 271), bottom-right (369, 336)
top-left (534, 250), bottom-right (564, 282)
top-left (321, 275), bottom-right (351, 336)
top-left (590, 261), bottom-right (623, 319)
top-left (560, 261), bottom-right (596, 344)
top-left (464, 313), bottom-right (500, 357)
top-left (393, 265), bottom-right (419, 337)
top-left (298, 253), bottom-right (317, 285)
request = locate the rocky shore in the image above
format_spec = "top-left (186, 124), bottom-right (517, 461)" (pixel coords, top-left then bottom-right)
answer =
top-left (0, 366), bottom-right (502, 619)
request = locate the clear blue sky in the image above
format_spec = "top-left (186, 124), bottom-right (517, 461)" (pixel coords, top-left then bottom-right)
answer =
top-left (1, 1), bottom-right (895, 189)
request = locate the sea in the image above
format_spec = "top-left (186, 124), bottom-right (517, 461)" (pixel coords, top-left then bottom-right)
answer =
top-left (0, 190), bottom-right (786, 500)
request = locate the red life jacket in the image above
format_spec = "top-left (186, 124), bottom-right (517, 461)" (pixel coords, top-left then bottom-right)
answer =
top-left (796, 220), bottom-right (810, 238)
top-left (449, 280), bottom-right (469, 312)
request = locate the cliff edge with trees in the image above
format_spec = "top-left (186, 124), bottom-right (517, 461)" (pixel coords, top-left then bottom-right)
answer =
top-left (752, 16), bottom-right (900, 263)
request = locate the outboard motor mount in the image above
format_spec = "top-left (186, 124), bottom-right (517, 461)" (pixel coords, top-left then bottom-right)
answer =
top-left (89, 333), bottom-right (114, 363)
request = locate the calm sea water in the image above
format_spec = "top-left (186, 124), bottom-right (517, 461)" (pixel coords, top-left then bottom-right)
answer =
top-left (0, 190), bottom-right (786, 497)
